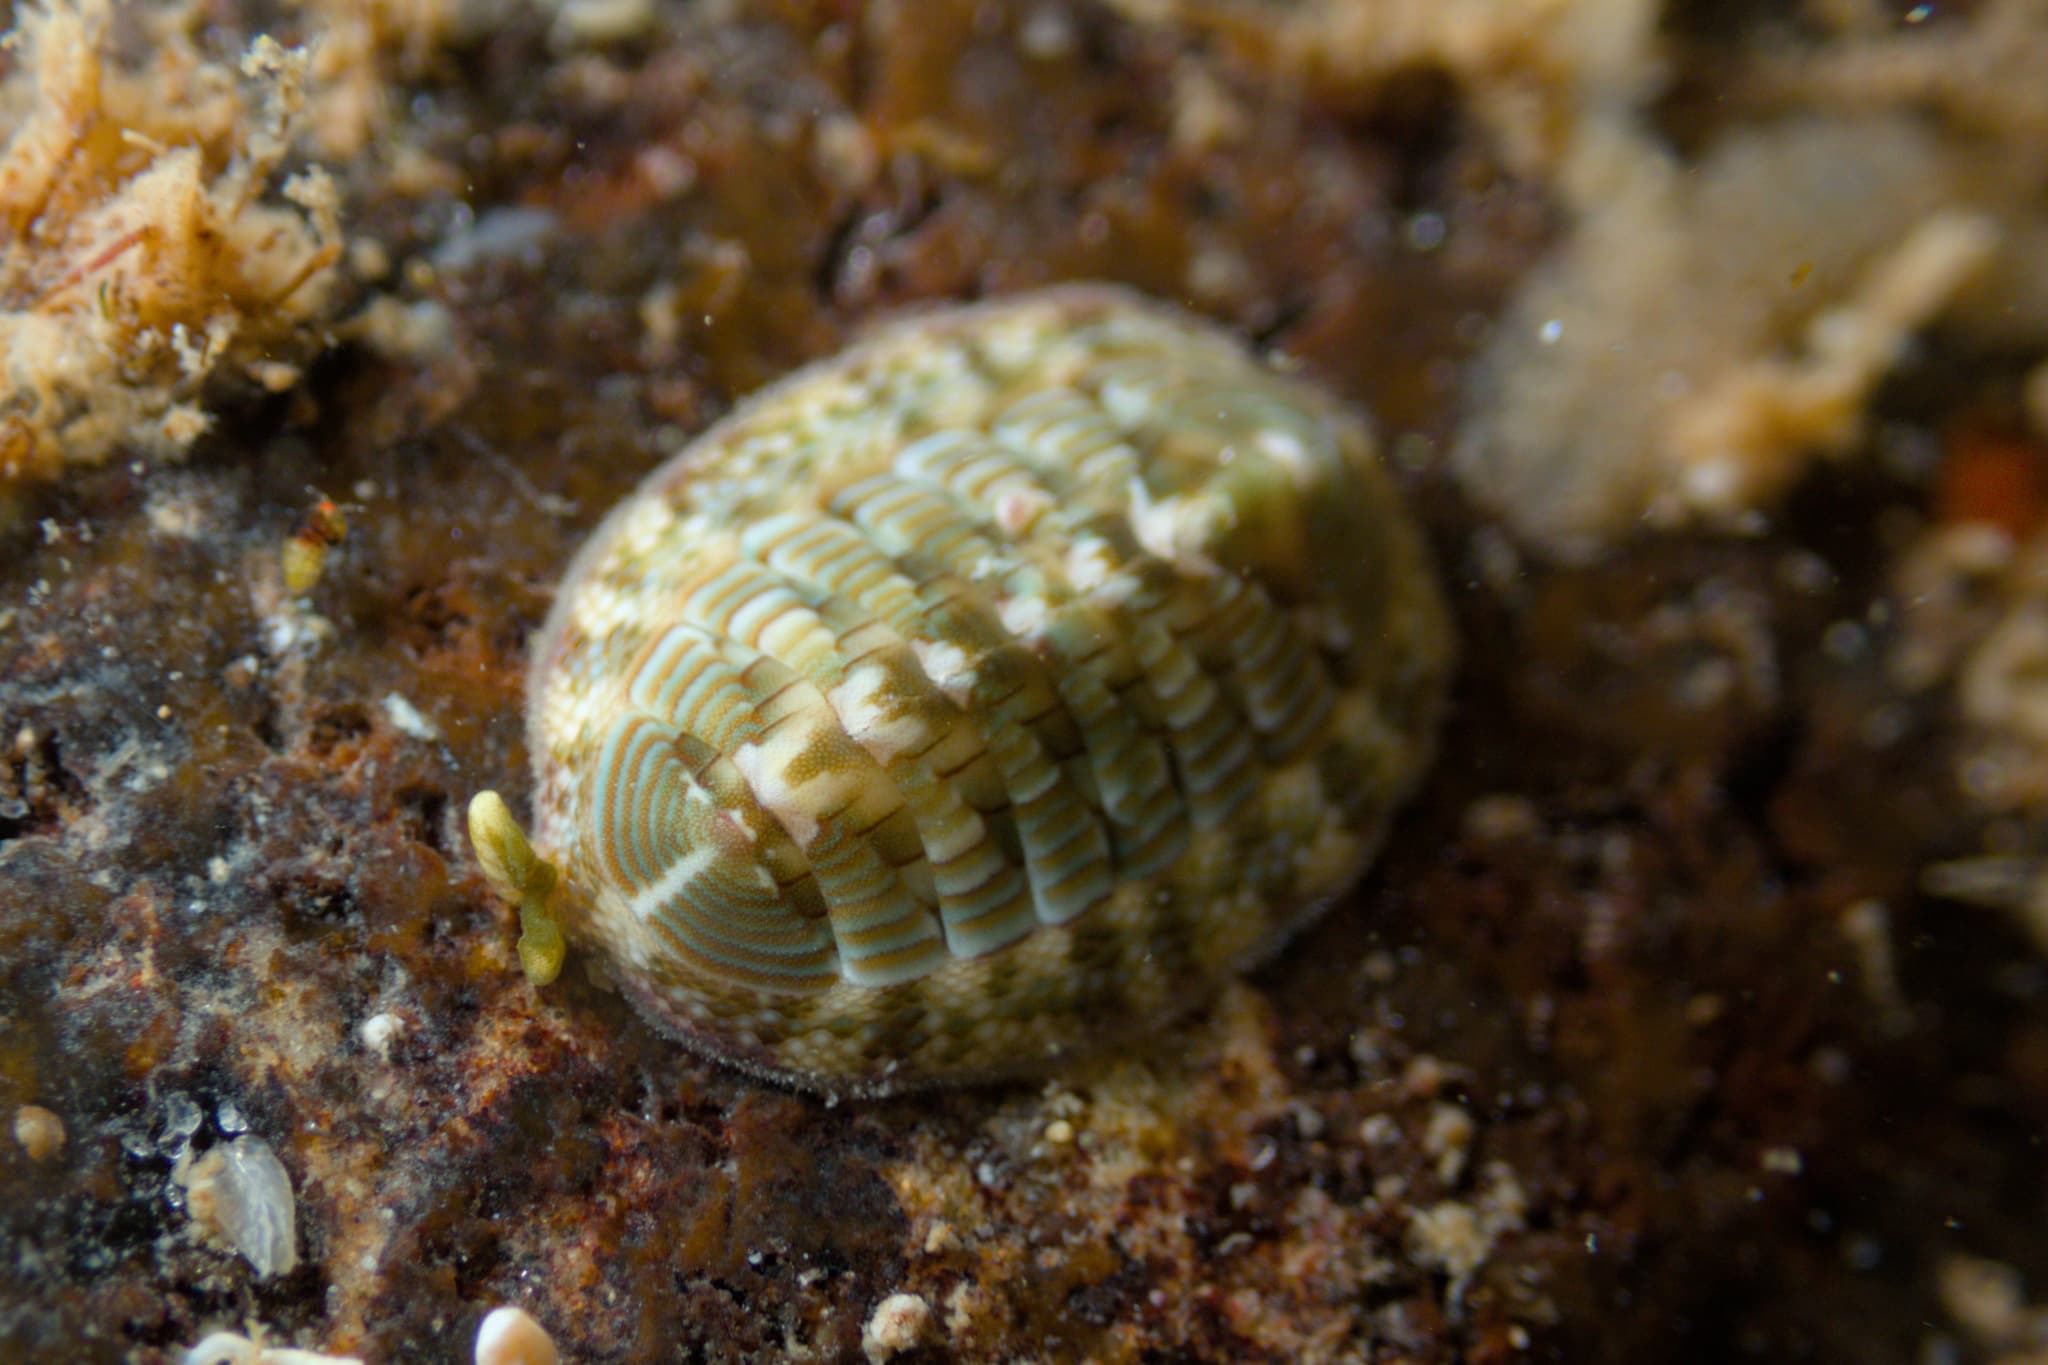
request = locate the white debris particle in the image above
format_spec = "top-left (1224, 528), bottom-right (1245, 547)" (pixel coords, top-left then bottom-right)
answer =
top-left (474, 1305), bottom-right (559, 1365)
top-left (146, 480), bottom-right (223, 541)
top-left (943, 1281), bottom-right (990, 1339)
top-left (1018, 5), bottom-right (1076, 59)
top-left (1410, 1202), bottom-right (1489, 1282)
top-left (358, 1011), bottom-right (405, 1060)
top-left (1359, 1113), bottom-right (1400, 1148)
top-left (1423, 1103), bottom-right (1477, 1186)
top-left (160, 1093), bottom-right (205, 1154)
top-left (431, 207), bottom-right (561, 273)
top-left (1289, 1102), bottom-right (1327, 1141)
top-left (550, 0), bottom-right (658, 48)
top-left (1760, 1146), bottom-right (1804, 1176)
top-left (346, 297), bottom-right (457, 366)
top-left (381, 692), bottom-right (443, 742)
top-left (1937, 1254), bottom-right (2037, 1349)
top-left (1840, 899), bottom-right (1908, 1025)
top-left (813, 112), bottom-right (880, 194)
top-left (862, 1292), bottom-right (935, 1362)
top-left (177, 1135), bottom-right (299, 1278)
top-left (261, 603), bottom-right (333, 657)
top-left (1407, 1163), bottom-right (1529, 1312)
top-left (1402, 1054), bottom-right (1449, 1097)
top-left (1461, 794), bottom-right (1540, 843)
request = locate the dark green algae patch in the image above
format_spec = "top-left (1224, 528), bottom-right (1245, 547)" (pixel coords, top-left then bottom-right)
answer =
top-left (0, 3), bottom-right (2043, 1362)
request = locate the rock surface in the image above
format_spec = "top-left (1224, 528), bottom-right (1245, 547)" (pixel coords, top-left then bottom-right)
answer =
top-left (2, 3), bottom-right (2044, 1362)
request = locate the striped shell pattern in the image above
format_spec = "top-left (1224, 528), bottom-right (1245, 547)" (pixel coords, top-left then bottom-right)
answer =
top-left (474, 286), bottom-right (1452, 1094)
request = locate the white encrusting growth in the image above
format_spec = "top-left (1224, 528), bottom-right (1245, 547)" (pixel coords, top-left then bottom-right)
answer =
top-left (861, 1292), bottom-right (935, 1362)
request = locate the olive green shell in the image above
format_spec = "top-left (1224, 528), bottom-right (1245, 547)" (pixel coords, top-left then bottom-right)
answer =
top-left (511, 285), bottom-right (1450, 1094)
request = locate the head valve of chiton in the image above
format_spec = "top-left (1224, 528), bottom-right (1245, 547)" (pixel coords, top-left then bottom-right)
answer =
top-left (467, 284), bottom-right (1454, 1094)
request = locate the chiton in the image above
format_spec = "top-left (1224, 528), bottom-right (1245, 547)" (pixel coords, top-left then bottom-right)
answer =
top-left (470, 285), bottom-right (1452, 1094)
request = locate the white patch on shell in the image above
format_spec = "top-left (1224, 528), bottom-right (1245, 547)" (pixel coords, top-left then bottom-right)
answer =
top-left (910, 638), bottom-right (978, 708)
top-left (730, 740), bottom-right (821, 848)
top-left (994, 486), bottom-right (1052, 535)
top-left (1124, 477), bottom-right (1222, 576)
top-left (569, 578), bottom-right (636, 642)
top-left (753, 605), bottom-right (824, 661)
top-left (629, 843), bottom-right (723, 923)
top-left (731, 721), bottom-right (863, 849)
top-left (1255, 425), bottom-right (1319, 481)
top-left (611, 493), bottom-right (679, 561)
top-left (1063, 537), bottom-right (1116, 592)
top-left (997, 594), bottom-right (1049, 640)
top-left (827, 663), bottom-right (926, 765)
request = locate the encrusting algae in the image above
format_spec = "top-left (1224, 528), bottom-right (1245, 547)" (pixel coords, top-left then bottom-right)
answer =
top-left (0, 0), bottom-right (343, 486)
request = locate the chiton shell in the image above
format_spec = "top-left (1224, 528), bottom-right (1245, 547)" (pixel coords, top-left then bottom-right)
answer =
top-left (471, 285), bottom-right (1452, 1094)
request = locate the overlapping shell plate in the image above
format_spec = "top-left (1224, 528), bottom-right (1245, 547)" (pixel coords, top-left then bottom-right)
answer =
top-left (484, 285), bottom-right (1452, 1094)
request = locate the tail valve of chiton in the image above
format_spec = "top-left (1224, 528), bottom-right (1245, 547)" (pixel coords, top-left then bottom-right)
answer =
top-left (467, 790), bottom-right (568, 987)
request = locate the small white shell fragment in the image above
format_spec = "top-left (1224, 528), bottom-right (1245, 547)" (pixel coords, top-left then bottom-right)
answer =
top-left (474, 1305), bottom-right (560, 1365)
top-left (178, 1135), bottom-right (299, 1278)
top-left (862, 1292), bottom-right (935, 1362)
top-left (182, 1330), bottom-right (363, 1365)
top-left (13, 1104), bottom-right (65, 1160)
